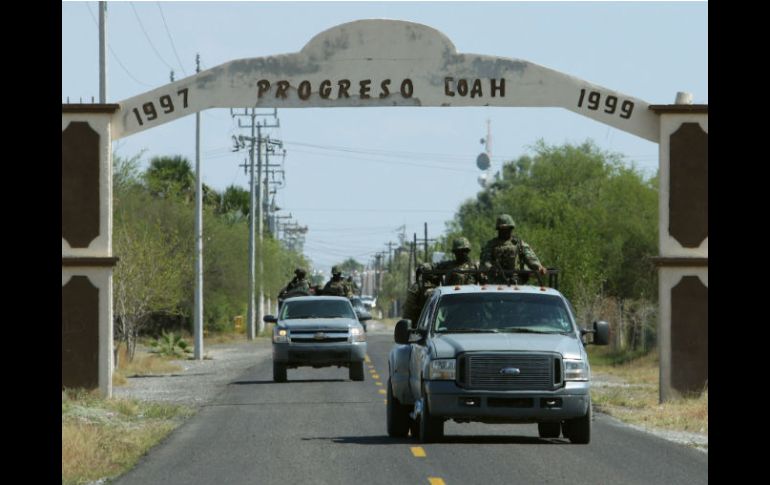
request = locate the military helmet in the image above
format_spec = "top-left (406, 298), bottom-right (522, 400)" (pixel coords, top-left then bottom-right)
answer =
top-left (294, 267), bottom-right (307, 277)
top-left (416, 262), bottom-right (433, 275)
top-left (496, 214), bottom-right (515, 229)
top-left (452, 237), bottom-right (471, 252)
top-left (331, 266), bottom-right (341, 275)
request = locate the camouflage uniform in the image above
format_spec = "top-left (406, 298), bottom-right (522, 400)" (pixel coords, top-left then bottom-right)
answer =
top-left (346, 276), bottom-right (360, 296)
top-left (323, 266), bottom-right (354, 297)
top-left (436, 237), bottom-right (479, 285)
top-left (480, 214), bottom-right (544, 284)
top-left (402, 263), bottom-right (441, 325)
top-left (278, 268), bottom-right (311, 299)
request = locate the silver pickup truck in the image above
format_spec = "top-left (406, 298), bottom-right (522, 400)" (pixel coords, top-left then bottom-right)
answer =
top-left (387, 283), bottom-right (608, 443)
top-left (265, 296), bottom-right (369, 382)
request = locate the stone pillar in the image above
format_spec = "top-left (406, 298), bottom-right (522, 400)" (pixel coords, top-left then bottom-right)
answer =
top-left (62, 104), bottom-right (119, 397)
top-left (649, 103), bottom-right (708, 402)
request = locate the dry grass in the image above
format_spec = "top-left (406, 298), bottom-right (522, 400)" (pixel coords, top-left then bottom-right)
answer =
top-left (589, 348), bottom-right (708, 434)
top-left (112, 347), bottom-right (183, 387)
top-left (61, 389), bottom-right (194, 485)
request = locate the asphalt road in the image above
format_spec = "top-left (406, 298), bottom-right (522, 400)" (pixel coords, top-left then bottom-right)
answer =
top-left (113, 324), bottom-right (708, 485)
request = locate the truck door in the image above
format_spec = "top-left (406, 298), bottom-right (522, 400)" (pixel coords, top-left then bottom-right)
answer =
top-left (409, 293), bottom-right (438, 399)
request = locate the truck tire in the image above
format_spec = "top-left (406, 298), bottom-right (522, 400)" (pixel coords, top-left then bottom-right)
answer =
top-left (418, 397), bottom-right (444, 443)
top-left (564, 403), bottom-right (591, 444)
top-left (273, 362), bottom-right (287, 383)
top-left (386, 378), bottom-right (410, 437)
top-left (538, 422), bottom-right (561, 438)
top-left (349, 361), bottom-right (365, 381)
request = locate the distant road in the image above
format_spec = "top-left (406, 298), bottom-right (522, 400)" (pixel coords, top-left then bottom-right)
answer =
top-left (113, 326), bottom-right (708, 485)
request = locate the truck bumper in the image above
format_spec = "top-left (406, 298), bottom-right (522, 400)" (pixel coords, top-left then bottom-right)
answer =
top-left (425, 380), bottom-right (590, 423)
top-left (273, 341), bottom-right (367, 367)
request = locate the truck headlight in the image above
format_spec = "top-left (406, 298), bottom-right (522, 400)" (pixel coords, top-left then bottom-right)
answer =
top-left (350, 327), bottom-right (366, 342)
top-left (273, 327), bottom-right (288, 343)
top-left (428, 359), bottom-right (456, 380)
top-left (564, 359), bottom-right (589, 381)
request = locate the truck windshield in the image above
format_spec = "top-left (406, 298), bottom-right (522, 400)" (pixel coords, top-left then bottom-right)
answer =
top-left (433, 293), bottom-right (573, 334)
top-left (280, 300), bottom-right (356, 320)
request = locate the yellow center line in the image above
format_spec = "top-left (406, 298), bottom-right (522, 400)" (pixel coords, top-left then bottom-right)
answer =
top-left (428, 478), bottom-right (446, 485)
top-left (372, 374), bottom-right (380, 379)
top-left (411, 446), bottom-right (427, 458)
top-left (364, 355), bottom-right (371, 363)
top-left (378, 389), bottom-right (386, 395)
top-left (375, 381), bottom-right (382, 386)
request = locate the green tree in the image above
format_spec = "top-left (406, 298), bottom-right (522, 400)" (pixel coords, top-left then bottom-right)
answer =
top-left (445, 140), bottom-right (658, 304)
top-left (335, 258), bottom-right (364, 274)
top-left (219, 185), bottom-right (250, 217)
top-left (144, 155), bottom-right (195, 202)
top-left (113, 189), bottom-right (187, 362)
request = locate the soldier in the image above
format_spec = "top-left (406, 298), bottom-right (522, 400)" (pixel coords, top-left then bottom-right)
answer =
top-left (480, 214), bottom-right (547, 284)
top-left (278, 268), bottom-right (311, 310)
top-left (323, 266), bottom-right (353, 297)
top-left (402, 263), bottom-right (442, 326)
top-left (279, 268), bottom-right (311, 298)
top-left (437, 237), bottom-right (479, 285)
top-left (346, 275), bottom-right (360, 296)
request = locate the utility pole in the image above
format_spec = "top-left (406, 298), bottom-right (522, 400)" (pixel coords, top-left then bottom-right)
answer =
top-left (193, 54), bottom-right (204, 360)
top-left (406, 242), bottom-right (413, 288)
top-left (231, 109), bottom-right (280, 338)
top-left (99, 1), bottom-right (107, 103)
top-left (415, 223), bottom-right (436, 263)
top-left (413, 233), bottom-right (418, 267)
top-left (386, 241), bottom-right (396, 270)
top-left (374, 253), bottom-right (382, 298)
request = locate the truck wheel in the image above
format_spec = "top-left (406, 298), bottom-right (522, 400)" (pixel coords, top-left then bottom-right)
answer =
top-left (538, 422), bottom-right (561, 438)
top-left (273, 362), bottom-right (287, 382)
top-left (386, 378), bottom-right (410, 437)
top-left (564, 404), bottom-right (591, 444)
top-left (349, 361), bottom-right (365, 381)
top-left (418, 398), bottom-right (444, 443)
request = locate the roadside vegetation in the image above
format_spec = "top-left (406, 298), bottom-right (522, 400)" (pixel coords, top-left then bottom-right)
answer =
top-left (588, 347), bottom-right (708, 436)
top-left (61, 389), bottom-right (194, 485)
top-left (112, 151), bottom-right (308, 363)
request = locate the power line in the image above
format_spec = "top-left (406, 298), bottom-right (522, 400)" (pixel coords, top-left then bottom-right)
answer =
top-left (156, 2), bottom-right (188, 76)
top-left (130, 2), bottom-right (176, 71)
top-left (85, 3), bottom-right (155, 88)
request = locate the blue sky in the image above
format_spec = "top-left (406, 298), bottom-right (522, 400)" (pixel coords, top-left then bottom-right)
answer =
top-left (62, 1), bottom-right (708, 272)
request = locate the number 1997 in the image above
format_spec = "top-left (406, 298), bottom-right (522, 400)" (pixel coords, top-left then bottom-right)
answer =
top-left (132, 88), bottom-right (189, 126)
top-left (577, 89), bottom-right (634, 119)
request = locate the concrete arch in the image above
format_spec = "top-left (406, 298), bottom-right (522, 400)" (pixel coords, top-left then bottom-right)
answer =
top-left (112, 19), bottom-right (659, 142)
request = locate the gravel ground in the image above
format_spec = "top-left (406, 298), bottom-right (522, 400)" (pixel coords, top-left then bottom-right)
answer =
top-left (112, 339), bottom-right (271, 407)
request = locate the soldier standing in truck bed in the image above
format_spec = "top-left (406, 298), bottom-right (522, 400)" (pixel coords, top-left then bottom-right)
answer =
top-left (480, 214), bottom-right (547, 284)
top-left (402, 263), bottom-right (441, 326)
top-left (436, 237), bottom-right (479, 285)
top-left (323, 266), bottom-right (353, 297)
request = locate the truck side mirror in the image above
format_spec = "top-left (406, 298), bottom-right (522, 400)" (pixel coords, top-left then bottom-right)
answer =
top-left (394, 319), bottom-right (411, 344)
top-left (263, 315), bottom-right (277, 324)
top-left (592, 320), bottom-right (610, 345)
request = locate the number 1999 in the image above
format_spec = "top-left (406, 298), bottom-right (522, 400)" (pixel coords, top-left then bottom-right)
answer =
top-left (577, 89), bottom-right (634, 119)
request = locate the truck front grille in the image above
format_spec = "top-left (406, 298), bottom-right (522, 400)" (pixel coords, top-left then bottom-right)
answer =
top-left (462, 353), bottom-right (560, 391)
top-left (290, 331), bottom-right (348, 343)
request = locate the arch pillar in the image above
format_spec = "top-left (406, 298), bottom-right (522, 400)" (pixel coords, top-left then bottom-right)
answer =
top-left (650, 104), bottom-right (708, 402)
top-left (62, 104), bottom-right (119, 397)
